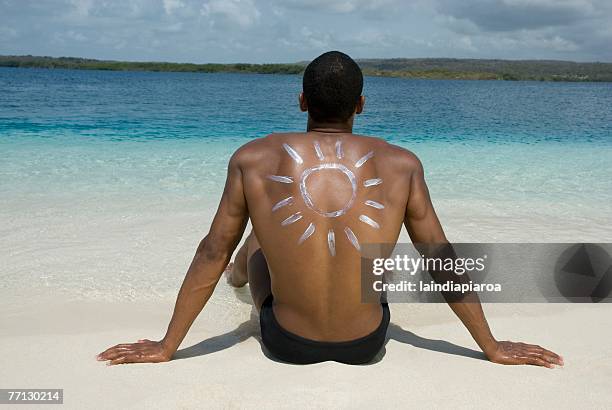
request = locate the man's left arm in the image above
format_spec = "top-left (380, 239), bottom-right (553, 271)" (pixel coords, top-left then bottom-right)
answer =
top-left (97, 150), bottom-right (249, 365)
top-left (404, 155), bottom-right (564, 368)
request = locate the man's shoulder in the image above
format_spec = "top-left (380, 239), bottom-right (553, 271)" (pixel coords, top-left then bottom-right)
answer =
top-left (232, 132), bottom-right (307, 152)
top-left (229, 135), bottom-right (278, 166)
top-left (352, 134), bottom-right (422, 172)
top-left (386, 142), bottom-right (422, 170)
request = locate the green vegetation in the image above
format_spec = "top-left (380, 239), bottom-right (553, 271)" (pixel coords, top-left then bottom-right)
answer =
top-left (2, 55), bottom-right (611, 82)
top-left (0, 55), bottom-right (304, 75)
top-left (356, 58), bottom-right (612, 82)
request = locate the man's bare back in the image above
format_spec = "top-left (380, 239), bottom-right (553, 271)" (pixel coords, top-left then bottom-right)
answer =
top-left (234, 131), bottom-right (421, 341)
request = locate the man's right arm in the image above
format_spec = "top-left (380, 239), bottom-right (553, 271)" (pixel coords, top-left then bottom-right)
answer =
top-left (97, 148), bottom-right (250, 365)
top-left (403, 154), bottom-right (563, 368)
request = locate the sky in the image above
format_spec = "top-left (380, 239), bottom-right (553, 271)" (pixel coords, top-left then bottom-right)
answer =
top-left (1, 0), bottom-right (611, 63)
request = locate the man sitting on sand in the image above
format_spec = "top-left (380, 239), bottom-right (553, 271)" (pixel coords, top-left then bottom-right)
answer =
top-left (98, 51), bottom-right (563, 367)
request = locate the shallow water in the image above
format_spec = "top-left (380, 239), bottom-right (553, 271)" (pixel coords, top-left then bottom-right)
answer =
top-left (1, 68), bottom-right (611, 298)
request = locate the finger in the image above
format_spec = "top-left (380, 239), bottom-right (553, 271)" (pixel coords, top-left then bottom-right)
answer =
top-left (525, 356), bottom-right (554, 368)
top-left (110, 352), bottom-right (154, 365)
top-left (543, 349), bottom-right (562, 364)
top-left (109, 353), bottom-right (149, 365)
top-left (99, 349), bottom-right (134, 361)
top-left (98, 347), bottom-right (123, 360)
top-left (526, 347), bottom-right (563, 365)
top-left (98, 343), bottom-right (136, 357)
top-left (537, 350), bottom-right (563, 366)
top-left (525, 344), bottom-right (562, 359)
top-left (101, 346), bottom-right (147, 361)
top-left (108, 355), bottom-right (130, 365)
top-left (98, 345), bottom-right (136, 358)
top-left (541, 352), bottom-right (563, 366)
top-left (98, 346), bottom-right (121, 358)
top-left (106, 345), bottom-right (140, 353)
top-left (137, 339), bottom-right (151, 343)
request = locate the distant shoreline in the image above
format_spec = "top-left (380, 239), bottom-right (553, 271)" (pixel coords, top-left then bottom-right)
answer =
top-left (2, 55), bottom-right (612, 82)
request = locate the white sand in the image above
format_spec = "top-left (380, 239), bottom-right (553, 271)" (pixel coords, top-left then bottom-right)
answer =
top-left (1, 289), bottom-right (611, 409)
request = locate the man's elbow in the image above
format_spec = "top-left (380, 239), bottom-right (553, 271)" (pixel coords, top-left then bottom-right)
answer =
top-left (196, 236), bottom-right (230, 263)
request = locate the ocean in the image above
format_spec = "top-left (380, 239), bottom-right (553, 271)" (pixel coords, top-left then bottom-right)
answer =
top-left (1, 67), bottom-right (611, 298)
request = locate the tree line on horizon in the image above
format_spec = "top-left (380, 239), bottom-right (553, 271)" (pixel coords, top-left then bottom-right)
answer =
top-left (1, 55), bottom-right (611, 82)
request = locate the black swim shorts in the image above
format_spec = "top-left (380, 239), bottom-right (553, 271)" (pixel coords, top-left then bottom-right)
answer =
top-left (259, 294), bottom-right (390, 365)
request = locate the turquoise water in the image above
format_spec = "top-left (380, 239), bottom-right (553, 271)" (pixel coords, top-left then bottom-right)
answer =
top-left (2, 67), bottom-right (611, 208)
top-left (1, 67), bottom-right (611, 298)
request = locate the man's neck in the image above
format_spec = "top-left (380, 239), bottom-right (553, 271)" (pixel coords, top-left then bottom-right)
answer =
top-left (306, 117), bottom-right (354, 134)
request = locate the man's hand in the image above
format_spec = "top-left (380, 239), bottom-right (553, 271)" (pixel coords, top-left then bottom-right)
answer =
top-left (96, 339), bottom-right (172, 365)
top-left (485, 341), bottom-right (564, 368)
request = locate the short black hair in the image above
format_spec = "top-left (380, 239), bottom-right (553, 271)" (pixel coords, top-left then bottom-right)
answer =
top-left (303, 51), bottom-right (363, 122)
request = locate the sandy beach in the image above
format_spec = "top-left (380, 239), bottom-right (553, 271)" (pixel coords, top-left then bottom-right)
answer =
top-left (1, 292), bottom-right (611, 409)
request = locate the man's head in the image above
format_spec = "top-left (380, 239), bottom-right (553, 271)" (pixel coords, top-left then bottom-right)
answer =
top-left (300, 51), bottom-right (364, 123)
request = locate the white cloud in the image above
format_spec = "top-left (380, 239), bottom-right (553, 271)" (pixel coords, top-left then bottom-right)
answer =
top-left (163, 0), bottom-right (184, 15)
top-left (67, 0), bottom-right (93, 17)
top-left (455, 35), bottom-right (477, 52)
top-left (52, 29), bottom-right (87, 45)
top-left (65, 30), bottom-right (87, 41)
top-left (351, 29), bottom-right (393, 48)
top-left (201, 0), bottom-right (261, 29)
top-left (300, 26), bottom-right (331, 49)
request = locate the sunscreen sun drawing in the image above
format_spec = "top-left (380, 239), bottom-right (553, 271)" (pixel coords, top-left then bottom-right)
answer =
top-left (267, 141), bottom-right (384, 256)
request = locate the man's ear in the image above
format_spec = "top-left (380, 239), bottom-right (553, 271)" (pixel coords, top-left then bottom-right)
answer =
top-left (299, 92), bottom-right (308, 112)
top-left (355, 96), bottom-right (365, 115)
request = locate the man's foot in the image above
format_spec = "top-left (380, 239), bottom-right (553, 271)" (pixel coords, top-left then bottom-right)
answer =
top-left (225, 262), bottom-right (248, 288)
